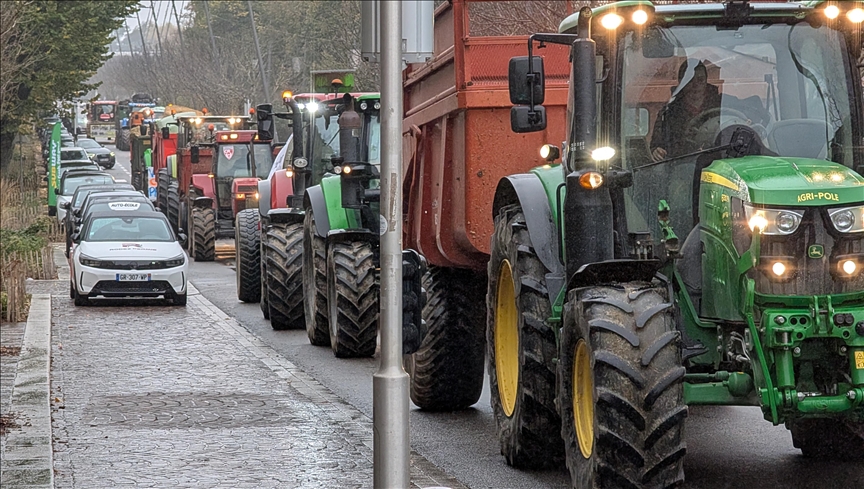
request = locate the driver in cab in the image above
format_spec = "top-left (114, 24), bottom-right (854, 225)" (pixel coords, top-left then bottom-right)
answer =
top-left (650, 59), bottom-right (722, 162)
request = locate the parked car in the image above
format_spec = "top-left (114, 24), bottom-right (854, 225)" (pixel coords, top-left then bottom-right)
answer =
top-left (56, 171), bottom-right (114, 223)
top-left (75, 138), bottom-right (116, 169)
top-left (64, 184), bottom-right (136, 256)
top-left (70, 211), bottom-right (188, 306)
top-left (70, 192), bottom-right (156, 253)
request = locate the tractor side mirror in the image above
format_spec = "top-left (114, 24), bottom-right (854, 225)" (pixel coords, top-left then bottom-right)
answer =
top-left (510, 105), bottom-right (547, 133)
top-left (161, 127), bottom-right (169, 139)
top-left (141, 124), bottom-right (149, 136)
top-left (191, 146), bottom-right (200, 163)
top-left (508, 56), bottom-right (545, 105)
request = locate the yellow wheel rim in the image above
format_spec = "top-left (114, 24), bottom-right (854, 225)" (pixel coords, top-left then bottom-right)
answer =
top-left (495, 260), bottom-right (519, 417)
top-left (573, 339), bottom-right (594, 458)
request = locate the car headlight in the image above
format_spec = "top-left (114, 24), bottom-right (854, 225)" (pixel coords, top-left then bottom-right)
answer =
top-left (109, 152), bottom-right (115, 157)
top-left (828, 206), bottom-right (864, 233)
top-left (163, 254), bottom-right (185, 268)
top-left (744, 204), bottom-right (803, 235)
top-left (79, 254), bottom-right (102, 267)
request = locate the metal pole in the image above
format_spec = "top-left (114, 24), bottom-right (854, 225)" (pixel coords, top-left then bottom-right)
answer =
top-left (171, 0), bottom-right (185, 51)
top-left (373, 1), bottom-right (408, 488)
top-left (150, 0), bottom-right (163, 57)
top-left (135, 10), bottom-right (149, 58)
top-left (114, 28), bottom-right (124, 56)
top-left (246, 0), bottom-right (271, 102)
top-left (123, 20), bottom-right (135, 56)
top-left (203, 1), bottom-right (220, 65)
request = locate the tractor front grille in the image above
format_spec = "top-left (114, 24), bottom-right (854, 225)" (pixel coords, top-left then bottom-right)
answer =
top-left (753, 208), bottom-right (864, 296)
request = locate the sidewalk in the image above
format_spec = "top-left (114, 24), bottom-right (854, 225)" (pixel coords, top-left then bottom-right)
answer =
top-left (1, 245), bottom-right (465, 488)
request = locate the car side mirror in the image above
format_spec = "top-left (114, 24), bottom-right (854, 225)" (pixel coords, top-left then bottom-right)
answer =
top-left (178, 233), bottom-right (188, 246)
top-left (70, 232), bottom-right (79, 242)
top-left (508, 56), bottom-right (545, 105)
top-left (60, 202), bottom-right (71, 209)
top-left (510, 105), bottom-right (547, 133)
top-left (54, 188), bottom-right (61, 195)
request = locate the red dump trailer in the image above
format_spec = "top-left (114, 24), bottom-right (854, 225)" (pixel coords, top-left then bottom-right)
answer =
top-left (402, 0), bottom-right (572, 411)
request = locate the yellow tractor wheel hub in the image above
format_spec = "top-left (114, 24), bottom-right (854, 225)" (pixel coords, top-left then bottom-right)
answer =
top-left (495, 260), bottom-right (519, 417)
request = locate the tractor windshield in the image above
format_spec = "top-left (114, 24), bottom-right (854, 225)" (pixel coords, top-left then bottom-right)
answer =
top-left (619, 21), bottom-right (859, 239)
top-left (215, 143), bottom-right (272, 178)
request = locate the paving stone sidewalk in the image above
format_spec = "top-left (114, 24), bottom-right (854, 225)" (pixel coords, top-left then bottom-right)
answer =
top-left (2, 245), bottom-right (465, 488)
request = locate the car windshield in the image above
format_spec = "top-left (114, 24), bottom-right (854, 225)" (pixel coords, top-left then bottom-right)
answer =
top-left (61, 149), bottom-right (88, 161)
top-left (620, 21), bottom-right (859, 241)
top-left (215, 142), bottom-right (272, 178)
top-left (86, 217), bottom-right (173, 242)
top-left (62, 175), bottom-right (114, 195)
top-left (76, 139), bottom-right (101, 149)
top-left (87, 200), bottom-right (153, 214)
top-left (73, 188), bottom-right (118, 207)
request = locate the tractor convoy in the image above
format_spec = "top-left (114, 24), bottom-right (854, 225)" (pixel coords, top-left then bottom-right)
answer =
top-left (120, 0), bottom-right (863, 486)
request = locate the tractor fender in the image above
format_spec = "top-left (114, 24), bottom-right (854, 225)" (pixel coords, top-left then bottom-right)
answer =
top-left (191, 174), bottom-right (215, 201)
top-left (192, 196), bottom-right (213, 209)
top-left (326, 228), bottom-right (377, 246)
top-left (493, 173), bottom-right (564, 277)
top-left (257, 178), bottom-right (271, 218)
top-left (268, 208), bottom-right (304, 225)
top-left (304, 185), bottom-right (330, 238)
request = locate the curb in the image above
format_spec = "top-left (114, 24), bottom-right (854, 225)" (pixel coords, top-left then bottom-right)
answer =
top-left (0, 294), bottom-right (53, 489)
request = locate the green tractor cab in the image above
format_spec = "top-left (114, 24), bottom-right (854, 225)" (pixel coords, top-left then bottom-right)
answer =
top-left (491, 0), bottom-right (863, 486)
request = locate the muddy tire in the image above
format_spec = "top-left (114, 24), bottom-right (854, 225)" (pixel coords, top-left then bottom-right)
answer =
top-left (166, 182), bottom-right (180, 232)
top-left (235, 209), bottom-right (261, 303)
top-left (407, 266), bottom-right (486, 411)
top-left (327, 240), bottom-right (378, 358)
top-left (790, 418), bottom-right (864, 459)
top-left (264, 222), bottom-right (304, 330)
top-left (115, 128), bottom-right (130, 151)
top-left (259, 225), bottom-right (270, 319)
top-left (485, 204), bottom-right (562, 468)
top-left (156, 169), bottom-right (170, 214)
top-left (560, 284), bottom-right (686, 489)
top-left (303, 210), bottom-right (329, 346)
top-left (191, 206), bottom-right (216, 262)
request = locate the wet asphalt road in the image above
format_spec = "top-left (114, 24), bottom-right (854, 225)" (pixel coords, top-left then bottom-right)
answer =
top-left (111, 147), bottom-right (863, 489)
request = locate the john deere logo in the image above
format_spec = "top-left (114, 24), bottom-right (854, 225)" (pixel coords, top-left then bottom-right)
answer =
top-left (808, 245), bottom-right (824, 259)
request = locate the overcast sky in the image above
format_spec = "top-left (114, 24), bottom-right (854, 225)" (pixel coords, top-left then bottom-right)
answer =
top-left (123, 0), bottom-right (190, 30)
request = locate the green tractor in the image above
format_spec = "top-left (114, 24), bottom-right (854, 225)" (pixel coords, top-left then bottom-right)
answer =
top-left (489, 1), bottom-right (863, 486)
top-left (303, 94), bottom-right (384, 356)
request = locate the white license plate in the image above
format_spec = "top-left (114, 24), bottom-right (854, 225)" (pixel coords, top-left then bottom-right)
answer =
top-left (116, 273), bottom-right (151, 281)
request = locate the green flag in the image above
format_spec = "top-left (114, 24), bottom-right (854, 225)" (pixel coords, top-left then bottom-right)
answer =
top-left (47, 122), bottom-right (61, 211)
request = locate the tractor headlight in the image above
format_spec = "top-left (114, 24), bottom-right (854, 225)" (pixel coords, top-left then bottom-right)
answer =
top-left (828, 206), bottom-right (863, 233)
top-left (744, 204), bottom-right (803, 235)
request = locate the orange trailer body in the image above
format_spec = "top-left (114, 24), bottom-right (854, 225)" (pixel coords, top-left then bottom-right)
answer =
top-left (402, 0), bottom-right (571, 270)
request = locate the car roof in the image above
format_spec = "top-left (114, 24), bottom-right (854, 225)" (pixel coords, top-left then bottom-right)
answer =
top-left (61, 146), bottom-right (86, 152)
top-left (86, 190), bottom-right (143, 199)
top-left (60, 171), bottom-right (108, 180)
top-left (74, 183), bottom-right (132, 193)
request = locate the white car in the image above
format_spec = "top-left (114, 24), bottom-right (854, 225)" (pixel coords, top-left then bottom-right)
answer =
top-left (70, 211), bottom-right (189, 306)
top-left (56, 171), bottom-right (114, 223)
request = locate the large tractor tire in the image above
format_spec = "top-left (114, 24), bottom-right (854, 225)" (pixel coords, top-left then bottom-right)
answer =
top-left (115, 128), bottom-right (130, 151)
top-left (790, 416), bottom-right (863, 459)
top-left (303, 210), bottom-right (329, 346)
top-left (264, 222), bottom-right (304, 330)
top-left (486, 204), bottom-right (563, 468)
top-left (407, 266), bottom-right (486, 411)
top-left (156, 169), bottom-right (170, 214)
top-left (235, 209), bottom-right (261, 303)
top-left (327, 240), bottom-right (378, 358)
top-left (166, 182), bottom-right (180, 232)
top-left (559, 284), bottom-right (686, 489)
top-left (259, 226), bottom-right (270, 319)
top-left (191, 206), bottom-right (216, 262)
